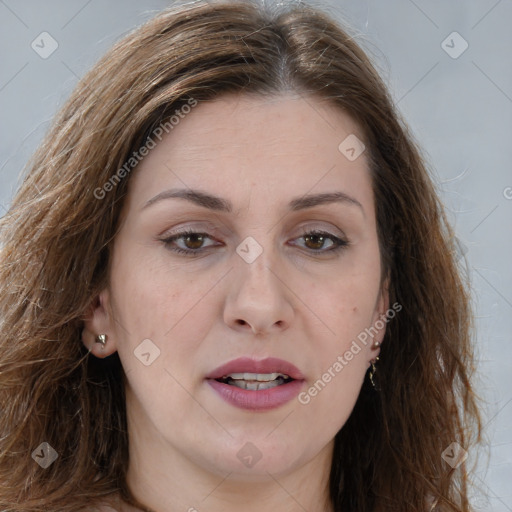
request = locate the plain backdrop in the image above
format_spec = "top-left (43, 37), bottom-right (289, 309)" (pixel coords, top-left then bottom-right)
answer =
top-left (0, 0), bottom-right (511, 509)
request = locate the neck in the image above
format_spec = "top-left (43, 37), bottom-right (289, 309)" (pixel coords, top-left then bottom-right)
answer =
top-left (123, 411), bottom-right (334, 511)
top-left (124, 471), bottom-right (334, 512)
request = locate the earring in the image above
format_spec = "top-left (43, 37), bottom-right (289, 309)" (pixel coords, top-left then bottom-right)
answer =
top-left (369, 356), bottom-right (380, 390)
top-left (95, 334), bottom-right (107, 348)
top-left (372, 340), bottom-right (381, 349)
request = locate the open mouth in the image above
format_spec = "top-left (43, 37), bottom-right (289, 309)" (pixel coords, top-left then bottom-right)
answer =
top-left (206, 357), bottom-right (304, 410)
top-left (216, 372), bottom-right (294, 391)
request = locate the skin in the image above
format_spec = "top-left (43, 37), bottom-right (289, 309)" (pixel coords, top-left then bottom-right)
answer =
top-left (83, 93), bottom-right (389, 512)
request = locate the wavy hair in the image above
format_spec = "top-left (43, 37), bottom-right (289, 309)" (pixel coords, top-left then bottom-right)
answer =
top-left (0, 1), bottom-right (481, 510)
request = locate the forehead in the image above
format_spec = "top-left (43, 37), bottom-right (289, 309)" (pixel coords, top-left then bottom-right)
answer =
top-left (126, 93), bottom-right (373, 213)
top-left (156, 93), bottom-right (364, 158)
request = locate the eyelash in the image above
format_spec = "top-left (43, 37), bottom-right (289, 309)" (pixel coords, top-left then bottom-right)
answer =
top-left (161, 228), bottom-right (349, 256)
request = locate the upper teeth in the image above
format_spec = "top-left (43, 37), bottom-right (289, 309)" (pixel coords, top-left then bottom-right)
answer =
top-left (223, 372), bottom-right (289, 381)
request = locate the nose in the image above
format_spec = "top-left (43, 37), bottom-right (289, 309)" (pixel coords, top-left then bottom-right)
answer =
top-left (223, 248), bottom-right (294, 336)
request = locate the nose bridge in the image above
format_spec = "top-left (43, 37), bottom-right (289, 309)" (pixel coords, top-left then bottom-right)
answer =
top-left (235, 233), bottom-right (275, 288)
top-left (224, 232), bottom-right (294, 334)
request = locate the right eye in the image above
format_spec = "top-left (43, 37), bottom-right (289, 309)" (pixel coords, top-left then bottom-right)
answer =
top-left (161, 229), bottom-right (221, 255)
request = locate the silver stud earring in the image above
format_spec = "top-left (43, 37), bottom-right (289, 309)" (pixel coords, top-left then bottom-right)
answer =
top-left (95, 334), bottom-right (107, 348)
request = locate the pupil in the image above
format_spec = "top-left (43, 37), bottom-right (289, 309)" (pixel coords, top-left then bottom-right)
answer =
top-left (305, 234), bottom-right (324, 250)
top-left (185, 234), bottom-right (204, 249)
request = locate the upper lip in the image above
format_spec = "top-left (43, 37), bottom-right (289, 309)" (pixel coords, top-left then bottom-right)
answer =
top-left (206, 357), bottom-right (305, 380)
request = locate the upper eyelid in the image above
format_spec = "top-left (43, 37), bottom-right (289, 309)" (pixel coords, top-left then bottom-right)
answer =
top-left (160, 218), bottom-right (348, 238)
top-left (161, 227), bottom-right (346, 241)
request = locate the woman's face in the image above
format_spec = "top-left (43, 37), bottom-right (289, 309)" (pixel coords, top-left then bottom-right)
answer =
top-left (85, 93), bottom-right (388, 482)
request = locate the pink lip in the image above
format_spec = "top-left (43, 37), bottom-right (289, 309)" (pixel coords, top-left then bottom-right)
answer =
top-left (205, 357), bottom-right (305, 411)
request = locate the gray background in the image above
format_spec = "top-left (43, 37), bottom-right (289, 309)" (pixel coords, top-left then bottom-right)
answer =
top-left (1, 0), bottom-right (511, 509)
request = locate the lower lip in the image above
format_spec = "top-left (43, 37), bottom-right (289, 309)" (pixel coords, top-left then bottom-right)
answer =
top-left (206, 379), bottom-right (304, 411)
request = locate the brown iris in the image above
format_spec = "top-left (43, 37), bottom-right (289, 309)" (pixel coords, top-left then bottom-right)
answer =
top-left (304, 233), bottom-right (326, 250)
top-left (183, 233), bottom-right (205, 250)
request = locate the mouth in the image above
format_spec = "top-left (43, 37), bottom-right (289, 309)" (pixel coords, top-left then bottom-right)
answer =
top-left (215, 372), bottom-right (294, 391)
top-left (205, 357), bottom-right (305, 411)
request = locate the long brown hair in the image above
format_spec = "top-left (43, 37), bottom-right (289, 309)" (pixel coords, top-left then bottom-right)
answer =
top-left (0, 1), bottom-right (481, 510)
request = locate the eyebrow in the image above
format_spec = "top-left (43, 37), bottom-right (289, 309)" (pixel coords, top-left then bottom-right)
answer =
top-left (142, 188), bottom-right (364, 214)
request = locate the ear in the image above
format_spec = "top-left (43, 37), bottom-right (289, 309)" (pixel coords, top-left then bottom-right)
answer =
top-left (369, 274), bottom-right (390, 359)
top-left (376, 274), bottom-right (390, 320)
top-left (81, 288), bottom-right (118, 358)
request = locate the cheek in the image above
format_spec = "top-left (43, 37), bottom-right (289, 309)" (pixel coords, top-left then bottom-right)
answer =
top-left (297, 344), bottom-right (367, 440)
top-left (295, 272), bottom-right (379, 427)
top-left (110, 257), bottom-right (219, 425)
top-left (306, 267), bottom-right (381, 346)
top-left (110, 242), bottom-right (196, 335)
top-left (109, 248), bottom-right (221, 376)
top-left (298, 300), bottom-right (372, 430)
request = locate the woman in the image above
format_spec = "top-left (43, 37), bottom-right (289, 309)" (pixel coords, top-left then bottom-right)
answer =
top-left (0, 0), bottom-right (482, 511)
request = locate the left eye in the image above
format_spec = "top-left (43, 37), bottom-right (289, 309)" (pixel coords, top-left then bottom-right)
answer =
top-left (293, 230), bottom-right (348, 252)
top-left (161, 229), bottom-right (348, 255)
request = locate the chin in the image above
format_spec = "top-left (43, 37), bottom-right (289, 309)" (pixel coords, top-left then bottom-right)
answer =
top-left (194, 433), bottom-right (317, 480)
